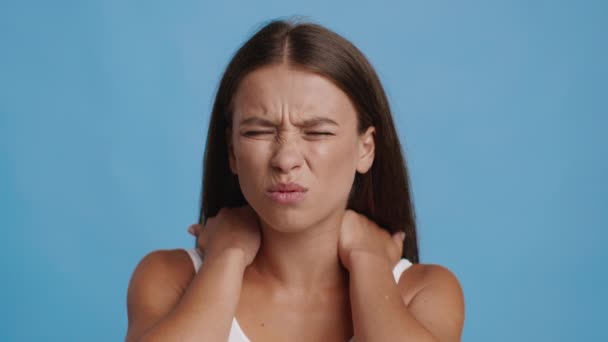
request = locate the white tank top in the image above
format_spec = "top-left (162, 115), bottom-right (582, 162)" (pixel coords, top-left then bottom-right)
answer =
top-left (184, 248), bottom-right (413, 342)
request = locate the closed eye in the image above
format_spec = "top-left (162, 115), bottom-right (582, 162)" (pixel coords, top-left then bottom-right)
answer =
top-left (305, 132), bottom-right (334, 136)
top-left (243, 131), bottom-right (274, 136)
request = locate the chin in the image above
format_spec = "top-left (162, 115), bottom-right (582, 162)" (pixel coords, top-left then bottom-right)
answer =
top-left (243, 187), bottom-right (347, 233)
top-left (254, 203), bottom-right (345, 236)
top-left (255, 205), bottom-right (313, 233)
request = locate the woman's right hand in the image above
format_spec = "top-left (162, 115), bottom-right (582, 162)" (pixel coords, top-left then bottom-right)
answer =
top-left (187, 205), bottom-right (261, 266)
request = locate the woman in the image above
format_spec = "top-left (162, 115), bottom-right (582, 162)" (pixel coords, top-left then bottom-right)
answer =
top-left (125, 19), bottom-right (465, 342)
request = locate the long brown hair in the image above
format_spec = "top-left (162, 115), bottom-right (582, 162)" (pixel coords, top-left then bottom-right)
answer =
top-left (198, 19), bottom-right (419, 263)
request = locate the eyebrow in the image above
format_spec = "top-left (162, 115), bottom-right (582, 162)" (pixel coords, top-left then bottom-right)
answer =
top-left (238, 115), bottom-right (339, 128)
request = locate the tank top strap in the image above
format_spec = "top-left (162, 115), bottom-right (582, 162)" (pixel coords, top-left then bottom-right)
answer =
top-left (184, 247), bottom-right (203, 272)
top-left (392, 258), bottom-right (413, 283)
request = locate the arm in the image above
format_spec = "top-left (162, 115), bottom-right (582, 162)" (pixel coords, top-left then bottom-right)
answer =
top-left (125, 248), bottom-right (247, 342)
top-left (349, 252), bottom-right (465, 342)
top-left (339, 210), bottom-right (465, 342)
top-left (125, 206), bottom-right (261, 342)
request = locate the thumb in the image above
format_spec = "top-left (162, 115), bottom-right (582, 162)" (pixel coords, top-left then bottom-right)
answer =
top-left (187, 224), bottom-right (203, 236)
top-left (392, 232), bottom-right (406, 247)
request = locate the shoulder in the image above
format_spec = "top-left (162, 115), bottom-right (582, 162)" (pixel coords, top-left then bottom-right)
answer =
top-left (398, 262), bottom-right (462, 293)
top-left (397, 263), bottom-right (465, 340)
top-left (397, 262), bottom-right (464, 308)
top-left (125, 249), bottom-right (196, 340)
top-left (128, 248), bottom-right (196, 298)
top-left (129, 249), bottom-right (195, 287)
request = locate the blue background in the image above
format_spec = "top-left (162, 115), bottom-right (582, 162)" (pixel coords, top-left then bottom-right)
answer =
top-left (1, 0), bottom-right (606, 341)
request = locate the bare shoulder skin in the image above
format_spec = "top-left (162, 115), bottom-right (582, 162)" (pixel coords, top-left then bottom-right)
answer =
top-left (397, 263), bottom-right (466, 341)
top-left (125, 249), bottom-right (195, 342)
top-left (126, 249), bottom-right (464, 342)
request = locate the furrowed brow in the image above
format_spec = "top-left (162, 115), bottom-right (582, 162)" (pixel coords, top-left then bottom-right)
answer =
top-left (238, 115), bottom-right (339, 128)
top-left (238, 116), bottom-right (277, 127)
top-left (299, 117), bottom-right (339, 128)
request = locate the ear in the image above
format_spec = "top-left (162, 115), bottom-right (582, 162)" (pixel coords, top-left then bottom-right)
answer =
top-left (356, 126), bottom-right (375, 174)
top-left (226, 127), bottom-right (237, 175)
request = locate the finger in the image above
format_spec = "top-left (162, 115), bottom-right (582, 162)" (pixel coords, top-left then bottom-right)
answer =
top-left (187, 224), bottom-right (197, 236)
top-left (391, 232), bottom-right (405, 257)
top-left (392, 232), bottom-right (406, 246)
top-left (188, 224), bottom-right (204, 236)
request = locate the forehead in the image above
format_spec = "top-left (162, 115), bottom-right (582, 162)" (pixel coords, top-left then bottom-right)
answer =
top-left (232, 64), bottom-right (357, 123)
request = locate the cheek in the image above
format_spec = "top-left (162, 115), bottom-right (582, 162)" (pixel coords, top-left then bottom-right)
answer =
top-left (232, 140), bottom-right (275, 208)
top-left (311, 141), bottom-right (358, 195)
top-left (233, 141), bottom-right (269, 178)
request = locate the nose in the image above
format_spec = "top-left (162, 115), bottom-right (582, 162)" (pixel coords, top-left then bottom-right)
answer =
top-left (270, 134), bottom-right (303, 174)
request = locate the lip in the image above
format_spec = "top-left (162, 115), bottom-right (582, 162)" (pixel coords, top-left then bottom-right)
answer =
top-left (266, 182), bottom-right (308, 204)
top-left (267, 182), bottom-right (308, 192)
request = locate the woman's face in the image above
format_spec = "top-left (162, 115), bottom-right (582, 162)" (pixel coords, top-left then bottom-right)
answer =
top-left (229, 63), bottom-right (375, 233)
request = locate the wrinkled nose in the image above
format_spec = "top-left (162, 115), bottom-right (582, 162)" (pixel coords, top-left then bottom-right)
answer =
top-left (270, 136), bottom-right (303, 174)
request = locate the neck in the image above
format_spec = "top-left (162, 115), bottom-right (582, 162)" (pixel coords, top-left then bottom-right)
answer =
top-left (249, 210), bottom-right (348, 292)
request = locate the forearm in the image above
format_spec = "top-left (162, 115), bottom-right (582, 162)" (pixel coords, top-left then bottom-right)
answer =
top-left (349, 252), bottom-right (436, 342)
top-left (140, 249), bottom-right (246, 342)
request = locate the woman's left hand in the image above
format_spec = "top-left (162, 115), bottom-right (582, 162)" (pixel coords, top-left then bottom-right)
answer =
top-left (338, 209), bottom-right (405, 271)
top-left (187, 223), bottom-right (205, 252)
